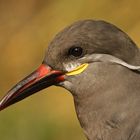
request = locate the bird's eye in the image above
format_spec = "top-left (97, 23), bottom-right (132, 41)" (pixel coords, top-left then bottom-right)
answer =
top-left (68, 47), bottom-right (83, 57)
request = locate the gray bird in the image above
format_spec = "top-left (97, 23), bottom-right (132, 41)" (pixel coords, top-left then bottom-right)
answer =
top-left (0, 20), bottom-right (140, 140)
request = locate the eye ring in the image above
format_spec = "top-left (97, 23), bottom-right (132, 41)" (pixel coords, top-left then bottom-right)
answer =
top-left (68, 46), bottom-right (83, 57)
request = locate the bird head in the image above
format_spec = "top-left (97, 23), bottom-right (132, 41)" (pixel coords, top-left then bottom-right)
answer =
top-left (0, 20), bottom-right (140, 110)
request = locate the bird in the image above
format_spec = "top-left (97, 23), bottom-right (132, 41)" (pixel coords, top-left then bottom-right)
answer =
top-left (0, 19), bottom-right (140, 140)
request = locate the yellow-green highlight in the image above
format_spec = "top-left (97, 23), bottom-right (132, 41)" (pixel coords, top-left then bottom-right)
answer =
top-left (66, 63), bottom-right (89, 76)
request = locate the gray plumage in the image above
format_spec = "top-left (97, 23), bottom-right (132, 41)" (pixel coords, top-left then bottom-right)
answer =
top-left (44, 20), bottom-right (140, 140)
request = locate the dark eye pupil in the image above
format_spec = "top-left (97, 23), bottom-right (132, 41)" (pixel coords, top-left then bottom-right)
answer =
top-left (69, 47), bottom-right (83, 57)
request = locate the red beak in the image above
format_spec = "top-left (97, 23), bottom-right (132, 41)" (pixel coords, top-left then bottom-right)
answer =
top-left (0, 64), bottom-right (65, 111)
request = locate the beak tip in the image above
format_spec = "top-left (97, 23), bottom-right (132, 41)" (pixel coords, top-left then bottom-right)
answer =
top-left (0, 96), bottom-right (10, 111)
top-left (0, 101), bottom-right (5, 111)
top-left (0, 104), bottom-right (5, 111)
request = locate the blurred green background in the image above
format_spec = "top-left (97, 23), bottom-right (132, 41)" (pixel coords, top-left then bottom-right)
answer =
top-left (0, 0), bottom-right (140, 140)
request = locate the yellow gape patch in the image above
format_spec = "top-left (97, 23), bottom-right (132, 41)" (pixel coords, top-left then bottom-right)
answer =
top-left (66, 63), bottom-right (89, 76)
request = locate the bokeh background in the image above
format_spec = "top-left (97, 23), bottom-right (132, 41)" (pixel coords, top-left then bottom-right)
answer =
top-left (0, 0), bottom-right (140, 140)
